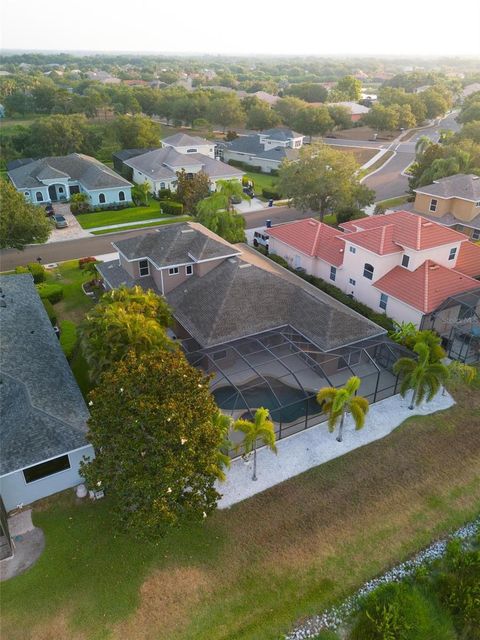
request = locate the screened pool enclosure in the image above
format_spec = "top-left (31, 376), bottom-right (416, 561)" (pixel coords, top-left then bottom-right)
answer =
top-left (184, 326), bottom-right (411, 455)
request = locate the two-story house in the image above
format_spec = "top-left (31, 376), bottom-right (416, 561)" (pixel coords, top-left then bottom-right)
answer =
top-left (413, 174), bottom-right (480, 240)
top-left (268, 212), bottom-right (480, 360)
top-left (221, 127), bottom-right (305, 173)
top-left (122, 133), bottom-right (243, 195)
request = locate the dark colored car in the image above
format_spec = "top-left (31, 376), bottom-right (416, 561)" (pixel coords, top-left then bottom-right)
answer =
top-left (52, 214), bottom-right (68, 229)
top-left (45, 204), bottom-right (55, 216)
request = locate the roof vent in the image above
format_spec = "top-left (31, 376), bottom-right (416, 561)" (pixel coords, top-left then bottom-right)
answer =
top-left (239, 263), bottom-right (252, 269)
top-left (422, 222), bottom-right (433, 227)
top-left (472, 176), bottom-right (479, 180)
top-left (429, 265), bottom-right (440, 271)
top-left (181, 229), bottom-right (194, 234)
top-left (0, 299), bottom-right (6, 308)
top-left (227, 257), bottom-right (237, 264)
top-left (308, 221), bottom-right (318, 227)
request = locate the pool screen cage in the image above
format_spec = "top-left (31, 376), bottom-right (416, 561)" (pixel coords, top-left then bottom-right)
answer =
top-left (424, 288), bottom-right (480, 365)
top-left (184, 326), bottom-right (411, 456)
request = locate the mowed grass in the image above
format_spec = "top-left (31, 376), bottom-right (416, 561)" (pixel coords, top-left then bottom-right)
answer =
top-left (2, 380), bottom-right (480, 640)
top-left (245, 170), bottom-right (278, 194)
top-left (331, 145), bottom-right (378, 166)
top-left (75, 201), bottom-right (165, 229)
top-left (91, 215), bottom-right (192, 235)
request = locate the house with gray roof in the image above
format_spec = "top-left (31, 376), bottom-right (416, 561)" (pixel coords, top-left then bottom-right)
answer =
top-left (413, 174), bottom-right (480, 240)
top-left (124, 135), bottom-right (243, 195)
top-left (8, 153), bottom-right (133, 206)
top-left (0, 275), bottom-right (93, 511)
top-left (95, 223), bottom-right (412, 440)
top-left (221, 127), bottom-right (304, 173)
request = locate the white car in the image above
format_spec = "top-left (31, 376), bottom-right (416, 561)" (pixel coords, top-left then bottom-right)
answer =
top-left (253, 231), bottom-right (269, 249)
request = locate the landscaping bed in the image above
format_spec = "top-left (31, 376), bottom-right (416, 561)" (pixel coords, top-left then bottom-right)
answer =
top-left (2, 378), bottom-right (479, 640)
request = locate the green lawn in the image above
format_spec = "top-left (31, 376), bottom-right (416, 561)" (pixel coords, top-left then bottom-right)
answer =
top-left (91, 215), bottom-right (193, 235)
top-left (245, 171), bottom-right (278, 195)
top-left (2, 379), bottom-right (480, 640)
top-left (75, 201), bottom-right (165, 229)
top-left (376, 195), bottom-right (410, 208)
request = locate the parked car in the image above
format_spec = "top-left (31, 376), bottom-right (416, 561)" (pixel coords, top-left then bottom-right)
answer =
top-left (52, 214), bottom-right (68, 229)
top-left (45, 204), bottom-right (54, 216)
top-left (230, 195), bottom-right (242, 205)
top-left (253, 231), bottom-right (269, 249)
top-left (243, 186), bottom-right (255, 197)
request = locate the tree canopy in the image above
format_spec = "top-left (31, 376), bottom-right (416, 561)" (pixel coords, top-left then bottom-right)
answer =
top-left (80, 350), bottom-right (225, 537)
top-left (0, 181), bottom-right (52, 249)
top-left (176, 169), bottom-right (211, 214)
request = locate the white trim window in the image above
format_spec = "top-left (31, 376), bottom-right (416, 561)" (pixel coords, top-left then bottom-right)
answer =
top-left (379, 293), bottom-right (388, 311)
top-left (139, 259), bottom-right (150, 277)
top-left (472, 229), bottom-right (480, 240)
top-left (363, 263), bottom-right (374, 280)
top-left (349, 246), bottom-right (356, 254)
top-left (429, 198), bottom-right (438, 212)
top-left (168, 267), bottom-right (179, 276)
top-left (401, 255), bottom-right (410, 268)
top-left (185, 265), bottom-right (193, 276)
top-left (475, 201), bottom-right (480, 207)
top-left (448, 247), bottom-right (457, 261)
top-left (349, 278), bottom-right (356, 286)
top-left (330, 266), bottom-right (336, 282)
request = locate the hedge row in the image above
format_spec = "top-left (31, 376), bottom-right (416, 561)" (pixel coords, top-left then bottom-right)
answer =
top-left (159, 200), bottom-right (184, 215)
top-left (36, 283), bottom-right (64, 304)
top-left (227, 159), bottom-right (262, 173)
top-left (60, 320), bottom-right (78, 361)
top-left (42, 299), bottom-right (57, 325)
top-left (262, 188), bottom-right (282, 201)
top-left (15, 263), bottom-right (46, 283)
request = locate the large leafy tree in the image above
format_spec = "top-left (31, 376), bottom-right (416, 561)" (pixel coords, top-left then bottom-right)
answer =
top-left (0, 181), bottom-right (52, 249)
top-left (176, 169), bottom-right (211, 214)
top-left (234, 407), bottom-right (277, 481)
top-left (79, 286), bottom-right (175, 382)
top-left (277, 142), bottom-right (374, 220)
top-left (316, 376), bottom-right (369, 443)
top-left (293, 105), bottom-right (334, 141)
top-left (285, 83), bottom-right (328, 103)
top-left (274, 96), bottom-right (307, 128)
top-left (393, 342), bottom-right (449, 410)
top-left (206, 93), bottom-right (245, 132)
top-left (246, 102), bottom-right (281, 130)
top-left (110, 113), bottom-right (160, 148)
top-left (333, 75), bottom-right (362, 101)
top-left (80, 350), bottom-right (225, 537)
top-left (24, 114), bottom-right (97, 157)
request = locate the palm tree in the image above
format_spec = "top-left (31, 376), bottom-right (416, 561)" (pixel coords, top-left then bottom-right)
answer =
top-left (415, 135), bottom-right (432, 157)
top-left (212, 411), bottom-right (233, 482)
top-left (316, 376), bottom-right (369, 443)
top-left (393, 342), bottom-right (449, 410)
top-left (205, 179), bottom-right (249, 212)
top-left (412, 329), bottom-right (446, 362)
top-left (233, 407), bottom-right (277, 481)
top-left (442, 360), bottom-right (477, 395)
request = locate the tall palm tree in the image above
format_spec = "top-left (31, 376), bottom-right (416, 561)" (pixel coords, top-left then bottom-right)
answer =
top-left (316, 376), bottom-right (369, 443)
top-left (415, 135), bottom-right (432, 157)
top-left (212, 410), bottom-right (233, 482)
top-left (393, 342), bottom-right (449, 410)
top-left (234, 407), bottom-right (277, 481)
top-left (442, 360), bottom-right (477, 395)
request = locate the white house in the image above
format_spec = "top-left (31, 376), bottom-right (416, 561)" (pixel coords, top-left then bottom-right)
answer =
top-left (0, 274), bottom-right (94, 512)
top-left (124, 134), bottom-right (244, 195)
top-left (267, 212), bottom-right (480, 332)
top-left (8, 153), bottom-right (133, 206)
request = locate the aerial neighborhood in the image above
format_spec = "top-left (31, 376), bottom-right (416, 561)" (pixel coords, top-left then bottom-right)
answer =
top-left (0, 21), bottom-right (479, 640)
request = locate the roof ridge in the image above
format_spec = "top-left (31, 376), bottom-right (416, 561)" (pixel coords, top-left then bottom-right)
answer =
top-left (311, 221), bottom-right (323, 256)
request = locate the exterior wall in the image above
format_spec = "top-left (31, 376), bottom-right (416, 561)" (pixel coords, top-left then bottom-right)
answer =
top-left (161, 265), bottom-right (192, 294)
top-left (414, 192), bottom-right (479, 223)
top-left (195, 257), bottom-right (226, 277)
top-left (88, 186), bottom-right (132, 206)
top-left (0, 445), bottom-right (94, 512)
top-left (451, 224), bottom-right (480, 239)
top-left (222, 149), bottom-right (279, 173)
top-left (371, 293), bottom-right (424, 327)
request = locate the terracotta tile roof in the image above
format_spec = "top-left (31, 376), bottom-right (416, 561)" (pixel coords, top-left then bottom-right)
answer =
top-left (340, 210), bottom-right (466, 251)
top-left (454, 241), bottom-right (480, 278)
top-left (373, 260), bottom-right (480, 313)
top-left (342, 224), bottom-right (401, 255)
top-left (268, 218), bottom-right (345, 266)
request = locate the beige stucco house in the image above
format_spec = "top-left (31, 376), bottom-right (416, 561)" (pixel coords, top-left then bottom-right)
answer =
top-left (413, 174), bottom-right (480, 240)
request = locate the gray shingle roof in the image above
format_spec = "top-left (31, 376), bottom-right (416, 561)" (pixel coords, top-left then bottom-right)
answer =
top-left (261, 127), bottom-right (303, 140)
top-left (415, 174), bottom-right (480, 201)
top-left (113, 222), bottom-right (240, 267)
top-left (162, 133), bottom-right (213, 147)
top-left (0, 275), bottom-right (90, 475)
top-left (8, 153), bottom-right (132, 190)
top-left (167, 254), bottom-right (384, 349)
top-left (112, 148), bottom-right (156, 162)
top-left (224, 135), bottom-right (265, 155)
top-left (124, 147), bottom-right (243, 181)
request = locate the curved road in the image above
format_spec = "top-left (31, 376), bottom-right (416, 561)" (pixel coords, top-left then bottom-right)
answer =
top-left (363, 111), bottom-right (461, 201)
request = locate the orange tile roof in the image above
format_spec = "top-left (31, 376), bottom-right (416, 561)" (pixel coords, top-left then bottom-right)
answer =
top-left (268, 218), bottom-right (345, 266)
top-left (340, 210), bottom-right (466, 251)
top-left (373, 260), bottom-right (480, 313)
top-left (342, 224), bottom-right (402, 255)
top-left (454, 241), bottom-right (480, 278)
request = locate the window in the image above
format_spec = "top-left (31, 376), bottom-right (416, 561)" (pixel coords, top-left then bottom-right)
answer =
top-left (119, 191), bottom-right (125, 201)
top-left (160, 182), bottom-right (165, 189)
top-left (36, 191), bottom-right (44, 202)
top-left (475, 201), bottom-right (480, 207)
top-left (472, 229), bottom-right (480, 240)
top-left (24, 191), bottom-right (30, 197)
top-left (99, 193), bottom-right (106, 204)
top-left (429, 198), bottom-right (438, 212)
top-left (23, 455), bottom-right (70, 484)
top-left (349, 245), bottom-right (356, 254)
top-left (448, 247), bottom-right (457, 261)
top-left (185, 265), bottom-right (193, 276)
top-left (139, 259), bottom-right (149, 277)
top-left (349, 278), bottom-right (356, 286)
top-left (58, 186), bottom-right (64, 193)
top-left (363, 263), bottom-right (374, 280)
top-left (330, 266), bottom-right (336, 281)
top-left (379, 293), bottom-right (388, 310)
top-left (168, 267), bottom-right (179, 276)
top-left (401, 255), bottom-right (410, 268)
top-left (187, 148), bottom-right (197, 153)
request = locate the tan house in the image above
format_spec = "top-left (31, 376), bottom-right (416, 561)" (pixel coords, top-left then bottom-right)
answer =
top-left (413, 174), bottom-right (480, 240)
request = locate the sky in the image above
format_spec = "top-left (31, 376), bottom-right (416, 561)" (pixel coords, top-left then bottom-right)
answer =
top-left (2, 0), bottom-right (480, 57)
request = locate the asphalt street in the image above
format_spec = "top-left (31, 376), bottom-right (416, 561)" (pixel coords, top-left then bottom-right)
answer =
top-left (0, 206), bottom-right (313, 270)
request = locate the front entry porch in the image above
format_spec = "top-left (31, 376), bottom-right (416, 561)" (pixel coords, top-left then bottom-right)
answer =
top-left (47, 183), bottom-right (69, 202)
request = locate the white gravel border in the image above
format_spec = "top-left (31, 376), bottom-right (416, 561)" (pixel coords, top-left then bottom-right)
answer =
top-left (217, 391), bottom-right (455, 509)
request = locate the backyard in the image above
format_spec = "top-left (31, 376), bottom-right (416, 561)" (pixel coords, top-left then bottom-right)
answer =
top-left (1, 378), bottom-right (479, 640)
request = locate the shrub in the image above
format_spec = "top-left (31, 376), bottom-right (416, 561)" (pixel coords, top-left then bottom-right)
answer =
top-left (14, 265), bottom-right (29, 274)
top-left (336, 207), bottom-right (363, 225)
top-left (79, 257), bottom-right (97, 269)
top-left (350, 582), bottom-right (457, 640)
top-left (225, 130), bottom-right (238, 141)
top-left (159, 200), bottom-right (184, 215)
top-left (70, 201), bottom-right (91, 214)
top-left (59, 320), bottom-right (78, 361)
top-left (269, 253), bottom-right (289, 268)
top-left (262, 188), bottom-right (281, 200)
top-left (157, 188), bottom-right (174, 200)
top-left (227, 159), bottom-right (262, 172)
top-left (36, 283), bottom-right (64, 304)
top-left (42, 299), bottom-right (57, 325)
top-left (26, 262), bottom-right (46, 283)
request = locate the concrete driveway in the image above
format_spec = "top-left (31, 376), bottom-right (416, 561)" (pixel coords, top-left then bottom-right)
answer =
top-left (46, 203), bottom-right (92, 243)
top-left (234, 197), bottom-right (267, 213)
